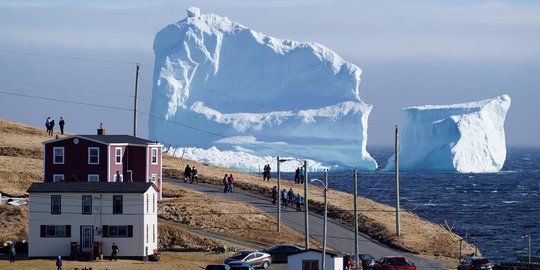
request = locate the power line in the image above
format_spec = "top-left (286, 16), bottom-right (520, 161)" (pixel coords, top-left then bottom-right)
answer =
top-left (0, 48), bottom-right (138, 65)
top-left (0, 79), bottom-right (134, 98)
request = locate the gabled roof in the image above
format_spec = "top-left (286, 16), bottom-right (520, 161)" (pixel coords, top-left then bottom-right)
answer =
top-left (27, 182), bottom-right (157, 193)
top-left (289, 248), bottom-right (343, 258)
top-left (43, 134), bottom-right (162, 146)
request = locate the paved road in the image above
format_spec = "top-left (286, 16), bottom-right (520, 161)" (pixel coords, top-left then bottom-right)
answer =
top-left (165, 179), bottom-right (446, 269)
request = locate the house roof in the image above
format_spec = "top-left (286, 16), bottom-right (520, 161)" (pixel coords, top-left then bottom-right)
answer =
top-left (289, 248), bottom-right (343, 258)
top-left (43, 134), bottom-right (162, 146)
top-left (27, 182), bottom-right (157, 193)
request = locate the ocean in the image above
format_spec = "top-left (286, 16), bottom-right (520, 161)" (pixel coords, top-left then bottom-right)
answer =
top-left (284, 146), bottom-right (540, 263)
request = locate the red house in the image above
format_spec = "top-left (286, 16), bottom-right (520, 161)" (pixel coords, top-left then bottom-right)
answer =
top-left (43, 134), bottom-right (163, 199)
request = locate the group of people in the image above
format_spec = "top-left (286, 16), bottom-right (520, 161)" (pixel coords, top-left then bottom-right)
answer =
top-left (272, 186), bottom-right (303, 211)
top-left (222, 173), bottom-right (235, 193)
top-left (262, 164), bottom-right (272, 181)
top-left (45, 116), bottom-right (66, 136)
top-left (294, 166), bottom-right (305, 184)
top-left (183, 165), bottom-right (199, 183)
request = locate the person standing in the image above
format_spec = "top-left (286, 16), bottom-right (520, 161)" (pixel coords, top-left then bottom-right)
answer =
top-left (300, 166), bottom-right (305, 184)
top-left (55, 256), bottom-right (62, 270)
top-left (223, 174), bottom-right (229, 193)
top-left (183, 165), bottom-right (191, 183)
top-left (281, 189), bottom-right (288, 207)
top-left (48, 120), bottom-right (55, 136)
top-left (288, 188), bottom-right (294, 205)
top-left (294, 167), bottom-right (300, 184)
top-left (262, 164), bottom-right (268, 181)
top-left (271, 186), bottom-right (277, 205)
top-left (59, 117), bottom-right (65, 135)
top-left (9, 243), bottom-right (16, 263)
top-left (110, 242), bottom-right (119, 261)
top-left (296, 193), bottom-right (302, 211)
top-left (228, 174), bottom-right (235, 193)
top-left (266, 164), bottom-right (271, 181)
top-left (191, 166), bottom-right (198, 183)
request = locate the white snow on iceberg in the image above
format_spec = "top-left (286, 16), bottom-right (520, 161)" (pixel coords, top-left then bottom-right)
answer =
top-left (386, 95), bottom-right (511, 173)
top-left (149, 7), bottom-right (377, 171)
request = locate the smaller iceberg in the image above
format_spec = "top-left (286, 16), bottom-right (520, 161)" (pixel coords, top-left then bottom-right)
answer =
top-left (386, 95), bottom-right (511, 173)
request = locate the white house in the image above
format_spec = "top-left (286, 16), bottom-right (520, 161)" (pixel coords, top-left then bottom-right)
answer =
top-left (27, 182), bottom-right (158, 259)
top-left (288, 249), bottom-right (344, 270)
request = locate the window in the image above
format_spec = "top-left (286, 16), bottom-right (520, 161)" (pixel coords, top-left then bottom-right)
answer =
top-left (53, 147), bottom-right (64, 164)
top-left (88, 147), bottom-right (99, 164)
top-left (82, 195), bottom-right (92, 214)
top-left (146, 194), bottom-right (149, 213)
top-left (151, 174), bottom-right (157, 183)
top-left (153, 224), bottom-right (156, 243)
top-left (146, 224), bottom-right (149, 243)
top-left (113, 195), bottom-right (123, 214)
top-left (40, 225), bottom-right (71, 238)
top-left (102, 225), bottom-right (133, 238)
top-left (88, 174), bottom-right (99, 182)
top-left (151, 148), bottom-right (158, 164)
top-left (302, 260), bottom-right (319, 270)
top-left (53, 174), bottom-right (64, 183)
top-left (51, 195), bottom-right (61, 214)
top-left (153, 193), bottom-right (156, 213)
top-left (115, 147), bottom-right (122, 164)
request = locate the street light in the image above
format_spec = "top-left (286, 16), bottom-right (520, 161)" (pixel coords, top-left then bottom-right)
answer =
top-left (522, 234), bottom-right (531, 263)
top-left (311, 170), bottom-right (328, 270)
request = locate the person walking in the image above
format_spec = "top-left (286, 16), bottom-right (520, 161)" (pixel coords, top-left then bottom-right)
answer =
top-left (271, 186), bottom-right (277, 205)
top-left (55, 256), bottom-right (63, 270)
top-left (59, 117), bottom-right (65, 135)
top-left (191, 166), bottom-right (198, 183)
top-left (296, 193), bottom-right (302, 211)
top-left (183, 165), bottom-right (191, 183)
top-left (228, 174), bottom-right (235, 193)
top-left (45, 116), bottom-right (51, 134)
top-left (9, 243), bottom-right (16, 263)
top-left (110, 242), bottom-right (119, 261)
top-left (288, 188), bottom-right (294, 205)
top-left (223, 174), bottom-right (229, 193)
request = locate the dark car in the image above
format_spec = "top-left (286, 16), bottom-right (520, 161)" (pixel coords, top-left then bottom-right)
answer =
top-left (205, 264), bottom-right (231, 270)
top-left (457, 256), bottom-right (493, 270)
top-left (224, 250), bottom-right (272, 269)
top-left (261, 244), bottom-right (303, 263)
top-left (227, 261), bottom-right (256, 270)
top-left (345, 253), bottom-right (376, 269)
top-left (374, 256), bottom-right (416, 270)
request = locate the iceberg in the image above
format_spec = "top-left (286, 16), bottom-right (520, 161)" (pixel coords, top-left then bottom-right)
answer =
top-left (149, 7), bottom-right (377, 171)
top-left (386, 95), bottom-right (511, 173)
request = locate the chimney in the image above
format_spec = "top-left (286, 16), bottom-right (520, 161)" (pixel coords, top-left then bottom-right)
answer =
top-left (97, 123), bottom-right (105, 135)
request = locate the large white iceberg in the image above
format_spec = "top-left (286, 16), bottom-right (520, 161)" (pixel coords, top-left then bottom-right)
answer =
top-left (149, 7), bottom-right (377, 171)
top-left (386, 95), bottom-right (511, 173)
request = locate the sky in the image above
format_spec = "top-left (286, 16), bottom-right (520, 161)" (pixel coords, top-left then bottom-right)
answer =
top-left (0, 0), bottom-right (539, 146)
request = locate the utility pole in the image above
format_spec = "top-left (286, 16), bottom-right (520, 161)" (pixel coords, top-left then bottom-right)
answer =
top-left (304, 160), bottom-right (309, 249)
top-left (277, 156), bottom-right (281, 232)
top-left (133, 63), bottom-right (140, 137)
top-left (321, 170), bottom-right (328, 270)
top-left (395, 125), bottom-right (401, 236)
top-left (354, 169), bottom-right (360, 270)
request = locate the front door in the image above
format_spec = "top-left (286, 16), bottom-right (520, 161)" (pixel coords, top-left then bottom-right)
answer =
top-left (80, 225), bottom-right (93, 253)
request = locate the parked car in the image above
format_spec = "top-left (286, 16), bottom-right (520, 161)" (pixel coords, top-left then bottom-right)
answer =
top-left (261, 244), bottom-right (303, 263)
top-left (227, 261), bottom-right (256, 270)
top-left (205, 264), bottom-right (231, 270)
top-left (373, 256), bottom-right (416, 270)
top-left (224, 250), bottom-right (272, 269)
top-left (457, 256), bottom-right (493, 270)
top-left (344, 253), bottom-right (376, 269)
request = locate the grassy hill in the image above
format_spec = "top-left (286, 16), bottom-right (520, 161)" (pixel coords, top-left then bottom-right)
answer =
top-left (0, 118), bottom-right (475, 266)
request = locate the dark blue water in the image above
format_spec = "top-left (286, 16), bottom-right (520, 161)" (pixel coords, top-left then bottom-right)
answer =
top-left (284, 146), bottom-right (540, 263)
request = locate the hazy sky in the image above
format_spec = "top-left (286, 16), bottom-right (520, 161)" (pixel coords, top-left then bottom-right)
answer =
top-left (0, 0), bottom-right (539, 146)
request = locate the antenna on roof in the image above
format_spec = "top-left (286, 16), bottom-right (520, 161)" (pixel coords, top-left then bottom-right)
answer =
top-left (97, 123), bottom-right (105, 135)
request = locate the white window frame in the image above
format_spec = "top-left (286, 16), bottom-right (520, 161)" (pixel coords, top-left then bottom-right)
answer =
top-left (53, 174), bottom-right (64, 183)
top-left (151, 173), bottom-right (157, 183)
top-left (53, 147), bottom-right (64, 164)
top-left (151, 148), bottom-right (158, 164)
top-left (88, 147), bottom-right (100, 165)
top-left (88, 174), bottom-right (99, 182)
top-left (115, 147), bottom-right (122, 164)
